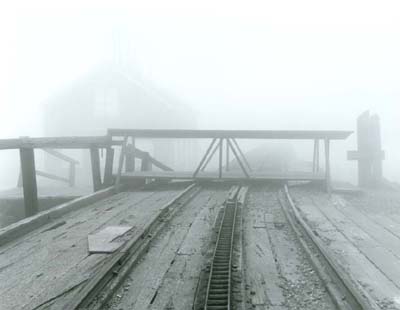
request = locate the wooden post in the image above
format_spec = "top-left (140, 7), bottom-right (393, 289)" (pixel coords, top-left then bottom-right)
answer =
top-left (103, 147), bottom-right (114, 187)
top-left (131, 137), bottom-right (136, 172)
top-left (68, 163), bottom-right (76, 187)
top-left (226, 139), bottom-right (230, 172)
top-left (141, 152), bottom-right (152, 171)
top-left (90, 147), bottom-right (102, 192)
top-left (324, 139), bottom-right (331, 193)
top-left (312, 139), bottom-right (319, 173)
top-left (125, 144), bottom-right (135, 173)
top-left (218, 138), bottom-right (223, 178)
top-left (19, 148), bottom-right (38, 217)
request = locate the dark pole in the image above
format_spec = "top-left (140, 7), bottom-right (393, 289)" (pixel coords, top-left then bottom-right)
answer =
top-left (226, 139), bottom-right (230, 172)
top-left (324, 138), bottom-right (331, 193)
top-left (90, 147), bottom-right (102, 192)
top-left (218, 138), bottom-right (223, 178)
top-left (19, 148), bottom-right (38, 217)
top-left (103, 147), bottom-right (115, 187)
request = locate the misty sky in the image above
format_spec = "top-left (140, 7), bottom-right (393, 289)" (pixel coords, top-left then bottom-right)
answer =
top-left (0, 0), bottom-right (399, 182)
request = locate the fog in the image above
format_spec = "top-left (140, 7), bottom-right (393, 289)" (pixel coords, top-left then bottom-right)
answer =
top-left (0, 0), bottom-right (399, 189)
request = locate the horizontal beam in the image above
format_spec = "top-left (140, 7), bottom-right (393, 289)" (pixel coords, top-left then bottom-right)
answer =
top-left (0, 136), bottom-right (120, 150)
top-left (108, 129), bottom-right (353, 140)
top-left (36, 170), bottom-right (70, 184)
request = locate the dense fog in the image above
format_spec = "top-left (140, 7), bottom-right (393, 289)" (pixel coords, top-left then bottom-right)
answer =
top-left (0, 1), bottom-right (399, 189)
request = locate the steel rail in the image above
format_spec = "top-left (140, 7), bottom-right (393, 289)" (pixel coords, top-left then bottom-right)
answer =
top-left (204, 186), bottom-right (240, 310)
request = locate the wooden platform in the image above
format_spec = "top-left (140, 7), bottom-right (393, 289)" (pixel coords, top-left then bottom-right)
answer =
top-left (0, 184), bottom-right (186, 310)
top-left (290, 185), bottom-right (400, 309)
top-left (120, 170), bottom-right (325, 182)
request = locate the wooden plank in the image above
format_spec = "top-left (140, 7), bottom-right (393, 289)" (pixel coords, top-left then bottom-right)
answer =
top-left (244, 189), bottom-right (286, 308)
top-left (88, 226), bottom-right (132, 253)
top-left (19, 148), bottom-right (38, 217)
top-left (291, 189), bottom-right (400, 305)
top-left (0, 186), bottom-right (117, 246)
top-left (108, 129), bottom-right (353, 140)
top-left (332, 195), bottom-right (400, 259)
top-left (90, 147), bottom-right (102, 192)
top-left (0, 189), bottom-right (180, 310)
top-left (306, 191), bottom-right (400, 294)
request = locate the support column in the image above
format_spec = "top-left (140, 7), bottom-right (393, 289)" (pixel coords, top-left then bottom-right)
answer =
top-left (103, 147), bottom-right (115, 187)
top-left (324, 139), bottom-right (331, 193)
top-left (312, 139), bottom-right (320, 173)
top-left (125, 144), bottom-right (135, 173)
top-left (218, 138), bottom-right (223, 178)
top-left (226, 139), bottom-right (230, 172)
top-left (90, 147), bottom-right (102, 192)
top-left (19, 148), bottom-right (38, 217)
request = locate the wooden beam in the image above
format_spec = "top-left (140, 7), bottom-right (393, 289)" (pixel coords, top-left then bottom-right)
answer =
top-left (324, 139), bottom-right (331, 193)
top-left (312, 139), bottom-right (320, 173)
top-left (232, 139), bottom-right (252, 172)
top-left (90, 147), bottom-right (102, 192)
top-left (227, 139), bottom-right (250, 178)
top-left (226, 139), bottom-right (230, 172)
top-left (19, 148), bottom-right (38, 217)
top-left (115, 136), bottom-right (128, 191)
top-left (125, 144), bottom-right (135, 172)
top-left (108, 129), bottom-right (353, 140)
top-left (141, 152), bottom-right (152, 171)
top-left (218, 138), bottom-right (223, 178)
top-left (193, 138), bottom-right (217, 178)
top-left (201, 140), bottom-right (220, 172)
top-left (103, 147), bottom-right (114, 187)
top-left (0, 136), bottom-right (117, 150)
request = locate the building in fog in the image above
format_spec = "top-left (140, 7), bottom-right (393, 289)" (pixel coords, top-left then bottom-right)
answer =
top-left (43, 64), bottom-right (198, 186)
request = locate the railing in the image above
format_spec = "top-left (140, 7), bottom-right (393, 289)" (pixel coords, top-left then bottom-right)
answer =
top-left (17, 148), bottom-right (79, 188)
top-left (0, 136), bottom-right (120, 217)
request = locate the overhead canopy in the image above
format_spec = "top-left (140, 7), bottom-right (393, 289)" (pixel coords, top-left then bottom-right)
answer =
top-left (108, 129), bottom-right (353, 140)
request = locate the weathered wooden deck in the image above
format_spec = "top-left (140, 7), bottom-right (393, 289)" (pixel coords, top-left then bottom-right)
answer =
top-left (290, 185), bottom-right (400, 309)
top-left (0, 184), bottom-right (185, 310)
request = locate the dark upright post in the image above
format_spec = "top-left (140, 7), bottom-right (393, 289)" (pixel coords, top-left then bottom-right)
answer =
top-left (218, 138), bottom-right (223, 178)
top-left (125, 144), bottom-right (135, 173)
top-left (103, 147), bottom-right (114, 187)
top-left (141, 152), bottom-right (152, 171)
top-left (324, 139), bottom-right (331, 193)
top-left (90, 147), bottom-right (102, 192)
top-left (226, 139), bottom-right (230, 172)
top-left (20, 148), bottom-right (38, 217)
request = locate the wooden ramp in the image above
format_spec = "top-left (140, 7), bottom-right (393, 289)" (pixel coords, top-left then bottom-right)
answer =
top-left (290, 185), bottom-right (400, 309)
